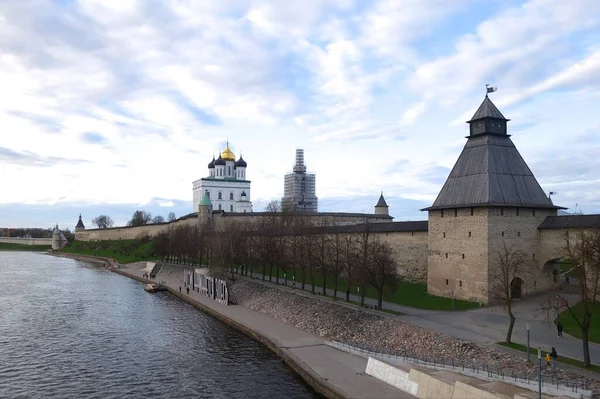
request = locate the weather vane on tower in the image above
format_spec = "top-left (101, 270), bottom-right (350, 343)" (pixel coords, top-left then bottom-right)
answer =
top-left (486, 84), bottom-right (498, 97)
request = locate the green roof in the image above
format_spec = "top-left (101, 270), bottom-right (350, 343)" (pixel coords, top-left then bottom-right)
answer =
top-left (199, 192), bottom-right (212, 206)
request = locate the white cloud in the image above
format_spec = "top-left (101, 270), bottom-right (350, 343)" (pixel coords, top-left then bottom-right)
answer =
top-left (1, 0), bottom-right (600, 226)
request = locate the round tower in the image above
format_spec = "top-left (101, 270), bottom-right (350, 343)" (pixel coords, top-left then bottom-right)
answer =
top-left (52, 224), bottom-right (61, 251)
top-left (198, 192), bottom-right (213, 223)
top-left (374, 192), bottom-right (389, 216)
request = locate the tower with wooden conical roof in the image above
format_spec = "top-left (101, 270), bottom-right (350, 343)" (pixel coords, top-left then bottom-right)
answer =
top-left (75, 214), bottom-right (86, 232)
top-left (423, 93), bottom-right (564, 303)
top-left (374, 192), bottom-right (389, 216)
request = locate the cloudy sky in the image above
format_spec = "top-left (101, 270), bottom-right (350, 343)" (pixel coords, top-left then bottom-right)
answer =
top-left (1, 0), bottom-right (599, 230)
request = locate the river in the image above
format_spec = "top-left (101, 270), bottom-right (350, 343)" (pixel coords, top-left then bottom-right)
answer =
top-left (0, 252), bottom-right (319, 399)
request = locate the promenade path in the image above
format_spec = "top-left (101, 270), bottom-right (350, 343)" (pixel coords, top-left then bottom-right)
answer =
top-left (243, 272), bottom-right (600, 365)
top-left (117, 264), bottom-right (415, 399)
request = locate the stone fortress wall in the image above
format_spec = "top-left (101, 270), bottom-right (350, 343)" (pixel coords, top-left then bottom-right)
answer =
top-left (0, 237), bottom-right (53, 246)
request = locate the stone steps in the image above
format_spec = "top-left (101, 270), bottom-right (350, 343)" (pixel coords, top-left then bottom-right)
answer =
top-left (366, 358), bottom-right (588, 399)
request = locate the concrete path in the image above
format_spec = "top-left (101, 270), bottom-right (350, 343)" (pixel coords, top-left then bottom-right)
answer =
top-left (119, 265), bottom-right (415, 399)
top-left (242, 272), bottom-right (600, 365)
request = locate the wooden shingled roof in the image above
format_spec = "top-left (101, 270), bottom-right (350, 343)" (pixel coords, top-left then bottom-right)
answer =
top-left (423, 96), bottom-right (564, 211)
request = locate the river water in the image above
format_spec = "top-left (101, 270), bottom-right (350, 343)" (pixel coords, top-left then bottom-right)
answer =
top-left (0, 252), bottom-right (318, 399)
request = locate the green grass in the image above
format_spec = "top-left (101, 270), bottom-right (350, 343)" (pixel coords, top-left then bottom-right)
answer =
top-left (249, 264), bottom-right (479, 311)
top-left (557, 302), bottom-right (600, 344)
top-left (0, 242), bottom-right (50, 251)
top-left (61, 239), bottom-right (161, 264)
top-left (498, 341), bottom-right (600, 372)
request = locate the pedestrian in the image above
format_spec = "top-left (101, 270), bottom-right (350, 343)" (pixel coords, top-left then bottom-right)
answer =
top-left (545, 352), bottom-right (551, 367)
top-left (550, 347), bottom-right (558, 367)
top-left (557, 321), bottom-right (563, 338)
top-left (186, 287), bottom-right (190, 295)
top-left (179, 286), bottom-right (181, 293)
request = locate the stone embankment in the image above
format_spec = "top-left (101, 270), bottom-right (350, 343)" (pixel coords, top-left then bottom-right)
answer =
top-left (231, 279), bottom-right (600, 393)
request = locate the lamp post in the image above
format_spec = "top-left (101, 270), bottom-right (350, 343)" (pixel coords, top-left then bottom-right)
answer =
top-left (284, 272), bottom-right (287, 286)
top-left (292, 274), bottom-right (295, 290)
top-left (527, 322), bottom-right (530, 362)
top-left (538, 347), bottom-right (542, 399)
top-left (357, 287), bottom-right (360, 310)
top-left (451, 289), bottom-right (455, 310)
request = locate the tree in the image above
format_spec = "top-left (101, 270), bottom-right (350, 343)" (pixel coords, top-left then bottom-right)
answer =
top-left (152, 215), bottom-right (165, 224)
top-left (487, 242), bottom-right (528, 344)
top-left (92, 215), bottom-right (114, 229)
top-left (544, 229), bottom-right (600, 367)
top-left (168, 212), bottom-right (177, 222)
top-left (127, 210), bottom-right (152, 227)
top-left (365, 238), bottom-right (398, 309)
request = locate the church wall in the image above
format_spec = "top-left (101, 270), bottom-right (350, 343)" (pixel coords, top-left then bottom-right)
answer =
top-left (427, 207), bottom-right (490, 303)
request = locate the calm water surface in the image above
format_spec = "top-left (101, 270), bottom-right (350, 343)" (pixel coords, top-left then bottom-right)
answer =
top-left (0, 252), bottom-right (318, 399)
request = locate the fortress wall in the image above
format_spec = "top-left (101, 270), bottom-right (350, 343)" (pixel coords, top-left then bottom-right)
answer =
top-left (427, 207), bottom-right (489, 303)
top-left (74, 217), bottom-right (197, 241)
top-left (487, 207), bottom-right (555, 298)
top-left (379, 231), bottom-right (428, 283)
top-left (0, 237), bottom-right (53, 246)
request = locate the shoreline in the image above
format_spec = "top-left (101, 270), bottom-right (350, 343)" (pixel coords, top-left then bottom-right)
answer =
top-left (49, 252), bottom-right (407, 399)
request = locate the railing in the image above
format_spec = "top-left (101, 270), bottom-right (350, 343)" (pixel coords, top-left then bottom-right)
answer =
top-left (326, 340), bottom-right (591, 397)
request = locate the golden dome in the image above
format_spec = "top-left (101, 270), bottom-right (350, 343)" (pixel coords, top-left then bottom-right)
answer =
top-left (221, 142), bottom-right (236, 161)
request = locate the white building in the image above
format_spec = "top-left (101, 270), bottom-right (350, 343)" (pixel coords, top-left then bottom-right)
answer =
top-left (192, 142), bottom-right (252, 213)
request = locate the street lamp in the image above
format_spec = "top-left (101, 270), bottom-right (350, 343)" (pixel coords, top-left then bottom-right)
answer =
top-left (538, 347), bottom-right (542, 399)
top-left (527, 322), bottom-right (531, 362)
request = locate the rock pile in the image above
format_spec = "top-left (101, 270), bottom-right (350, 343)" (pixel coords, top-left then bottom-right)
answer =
top-left (231, 279), bottom-right (600, 392)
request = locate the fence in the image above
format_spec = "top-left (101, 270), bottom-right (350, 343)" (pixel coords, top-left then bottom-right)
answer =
top-left (326, 341), bottom-right (591, 398)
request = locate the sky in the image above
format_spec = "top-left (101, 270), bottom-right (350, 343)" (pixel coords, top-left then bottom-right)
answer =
top-left (1, 0), bottom-right (599, 231)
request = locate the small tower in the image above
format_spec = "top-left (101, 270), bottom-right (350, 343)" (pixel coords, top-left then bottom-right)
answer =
top-left (51, 224), bottom-right (67, 250)
top-left (374, 192), bottom-right (389, 216)
top-left (75, 214), bottom-right (86, 232)
top-left (198, 192), bottom-right (213, 223)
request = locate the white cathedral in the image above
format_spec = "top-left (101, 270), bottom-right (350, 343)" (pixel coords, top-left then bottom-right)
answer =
top-left (192, 142), bottom-right (253, 213)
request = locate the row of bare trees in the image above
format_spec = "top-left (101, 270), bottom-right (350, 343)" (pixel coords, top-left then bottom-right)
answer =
top-left (488, 228), bottom-right (600, 368)
top-left (154, 202), bottom-right (398, 309)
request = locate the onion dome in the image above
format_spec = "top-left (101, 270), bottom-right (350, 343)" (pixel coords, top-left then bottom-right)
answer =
top-left (214, 154), bottom-right (225, 166)
top-left (221, 142), bottom-right (236, 161)
top-left (208, 156), bottom-right (215, 169)
top-left (241, 191), bottom-right (247, 197)
top-left (235, 155), bottom-right (247, 168)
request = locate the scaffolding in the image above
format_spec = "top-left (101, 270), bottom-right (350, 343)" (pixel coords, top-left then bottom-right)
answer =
top-left (282, 149), bottom-right (318, 213)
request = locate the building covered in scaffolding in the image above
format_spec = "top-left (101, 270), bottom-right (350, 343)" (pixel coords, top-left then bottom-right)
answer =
top-left (282, 149), bottom-right (318, 213)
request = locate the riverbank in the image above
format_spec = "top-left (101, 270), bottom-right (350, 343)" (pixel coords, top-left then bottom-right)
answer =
top-left (51, 253), bottom-right (411, 399)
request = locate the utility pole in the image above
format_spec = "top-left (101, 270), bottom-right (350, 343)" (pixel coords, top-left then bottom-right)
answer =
top-left (527, 322), bottom-right (531, 362)
top-left (538, 347), bottom-right (542, 399)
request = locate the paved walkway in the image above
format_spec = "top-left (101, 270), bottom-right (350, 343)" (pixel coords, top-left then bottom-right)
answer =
top-left (118, 264), bottom-right (415, 399)
top-left (241, 272), bottom-right (600, 365)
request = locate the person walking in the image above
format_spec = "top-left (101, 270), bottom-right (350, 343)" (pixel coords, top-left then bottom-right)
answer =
top-left (550, 347), bottom-right (558, 368)
top-left (545, 352), bottom-right (551, 367)
top-left (557, 321), bottom-right (563, 338)
top-left (179, 286), bottom-right (181, 293)
top-left (186, 287), bottom-right (190, 295)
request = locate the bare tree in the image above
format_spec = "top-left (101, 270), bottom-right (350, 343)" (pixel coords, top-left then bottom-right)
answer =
top-left (152, 215), bottom-right (165, 224)
top-left (342, 233), bottom-right (359, 302)
top-left (167, 212), bottom-right (177, 222)
top-left (366, 238), bottom-right (398, 309)
top-left (544, 229), bottom-right (600, 367)
top-left (92, 215), bottom-right (114, 229)
top-left (486, 242), bottom-right (528, 343)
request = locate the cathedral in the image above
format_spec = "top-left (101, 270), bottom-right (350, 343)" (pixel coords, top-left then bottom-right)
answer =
top-left (192, 142), bottom-right (252, 213)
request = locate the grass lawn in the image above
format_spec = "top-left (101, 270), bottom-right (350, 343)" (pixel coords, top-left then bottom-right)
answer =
top-left (557, 302), bottom-right (600, 344)
top-left (498, 341), bottom-right (600, 373)
top-left (250, 264), bottom-right (479, 311)
top-left (0, 243), bottom-right (50, 251)
top-left (61, 239), bottom-right (161, 264)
